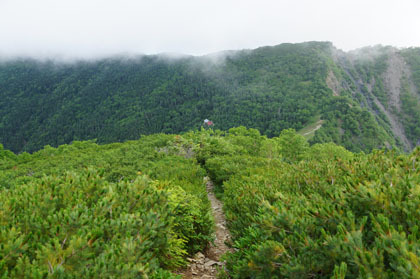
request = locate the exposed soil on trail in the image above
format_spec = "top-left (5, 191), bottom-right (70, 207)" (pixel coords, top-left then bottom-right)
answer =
top-left (303, 122), bottom-right (323, 136)
top-left (177, 178), bottom-right (232, 279)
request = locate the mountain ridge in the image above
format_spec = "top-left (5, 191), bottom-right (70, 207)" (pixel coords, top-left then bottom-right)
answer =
top-left (1, 41), bottom-right (420, 153)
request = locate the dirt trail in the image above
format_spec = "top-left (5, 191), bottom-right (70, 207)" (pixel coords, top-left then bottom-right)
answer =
top-left (178, 177), bottom-right (232, 279)
top-left (303, 122), bottom-right (323, 136)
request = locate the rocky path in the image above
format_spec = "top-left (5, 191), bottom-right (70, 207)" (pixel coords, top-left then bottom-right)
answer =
top-left (178, 177), bottom-right (232, 279)
top-left (303, 122), bottom-right (323, 136)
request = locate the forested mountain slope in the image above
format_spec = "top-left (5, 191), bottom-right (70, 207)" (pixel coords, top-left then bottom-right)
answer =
top-left (1, 42), bottom-right (420, 153)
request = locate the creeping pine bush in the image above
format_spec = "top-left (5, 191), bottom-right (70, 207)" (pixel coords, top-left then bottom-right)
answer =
top-left (223, 149), bottom-right (420, 278)
top-left (200, 128), bottom-right (420, 278)
top-left (2, 128), bottom-right (420, 278)
top-left (0, 169), bottom-right (189, 278)
top-left (0, 133), bottom-right (214, 278)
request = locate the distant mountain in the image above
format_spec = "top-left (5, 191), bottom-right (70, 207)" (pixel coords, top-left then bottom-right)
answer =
top-left (1, 42), bottom-right (420, 153)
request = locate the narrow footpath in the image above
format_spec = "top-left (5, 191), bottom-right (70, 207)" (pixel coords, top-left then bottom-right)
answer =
top-left (178, 177), bottom-right (232, 279)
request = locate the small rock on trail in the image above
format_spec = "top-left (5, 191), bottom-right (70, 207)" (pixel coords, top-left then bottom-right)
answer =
top-left (177, 177), bottom-right (233, 279)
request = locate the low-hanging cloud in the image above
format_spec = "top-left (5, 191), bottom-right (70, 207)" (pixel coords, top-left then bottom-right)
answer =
top-left (1, 0), bottom-right (420, 60)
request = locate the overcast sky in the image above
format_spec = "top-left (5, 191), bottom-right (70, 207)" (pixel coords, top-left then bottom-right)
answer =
top-left (1, 0), bottom-right (419, 59)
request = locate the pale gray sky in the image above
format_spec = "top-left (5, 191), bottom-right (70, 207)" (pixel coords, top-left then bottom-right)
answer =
top-left (1, 0), bottom-right (419, 58)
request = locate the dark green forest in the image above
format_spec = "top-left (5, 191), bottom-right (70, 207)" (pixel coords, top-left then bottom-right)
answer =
top-left (1, 42), bottom-right (419, 153)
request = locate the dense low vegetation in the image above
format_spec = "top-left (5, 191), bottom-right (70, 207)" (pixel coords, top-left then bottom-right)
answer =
top-left (1, 127), bottom-right (420, 277)
top-left (0, 134), bottom-right (213, 278)
top-left (2, 42), bottom-right (419, 154)
top-left (194, 127), bottom-right (420, 278)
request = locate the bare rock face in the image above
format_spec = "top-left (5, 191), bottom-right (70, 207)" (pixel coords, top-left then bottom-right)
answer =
top-left (326, 70), bottom-right (341, 96)
top-left (380, 50), bottom-right (418, 150)
top-left (331, 46), bottom-right (416, 151)
top-left (177, 178), bottom-right (233, 279)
